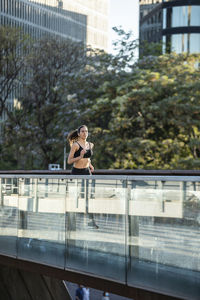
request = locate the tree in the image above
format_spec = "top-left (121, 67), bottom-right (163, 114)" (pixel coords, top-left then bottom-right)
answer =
top-left (90, 53), bottom-right (200, 169)
top-left (5, 36), bottom-right (89, 169)
top-left (3, 28), bottom-right (200, 170)
top-left (112, 26), bottom-right (138, 70)
top-left (0, 26), bottom-right (29, 119)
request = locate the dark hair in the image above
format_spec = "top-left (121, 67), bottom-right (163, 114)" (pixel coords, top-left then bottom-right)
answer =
top-left (67, 125), bottom-right (87, 146)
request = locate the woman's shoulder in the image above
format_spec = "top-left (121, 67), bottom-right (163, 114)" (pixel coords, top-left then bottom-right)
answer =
top-left (88, 142), bottom-right (94, 148)
top-left (72, 142), bottom-right (80, 149)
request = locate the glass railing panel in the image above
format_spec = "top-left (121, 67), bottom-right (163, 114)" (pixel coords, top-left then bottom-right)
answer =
top-left (65, 177), bottom-right (127, 282)
top-left (0, 177), bottom-right (18, 256)
top-left (127, 178), bottom-right (200, 299)
top-left (0, 173), bottom-right (199, 299)
top-left (17, 177), bottom-right (66, 268)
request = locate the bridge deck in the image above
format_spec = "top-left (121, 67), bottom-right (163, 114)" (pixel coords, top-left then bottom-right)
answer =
top-left (0, 174), bottom-right (200, 300)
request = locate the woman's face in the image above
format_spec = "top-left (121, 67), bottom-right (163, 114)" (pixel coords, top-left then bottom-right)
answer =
top-left (79, 126), bottom-right (88, 139)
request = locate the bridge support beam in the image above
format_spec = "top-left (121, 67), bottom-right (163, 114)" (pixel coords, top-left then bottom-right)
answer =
top-left (0, 263), bottom-right (72, 300)
top-left (0, 254), bottom-right (182, 300)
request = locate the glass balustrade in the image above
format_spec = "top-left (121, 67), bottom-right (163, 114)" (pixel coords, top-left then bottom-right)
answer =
top-left (65, 177), bottom-right (127, 281)
top-left (17, 177), bottom-right (66, 267)
top-left (0, 177), bottom-right (18, 256)
top-left (126, 177), bottom-right (200, 299)
top-left (0, 174), bottom-right (200, 299)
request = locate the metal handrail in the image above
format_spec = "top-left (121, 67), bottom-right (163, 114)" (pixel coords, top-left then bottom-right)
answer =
top-left (0, 169), bottom-right (200, 175)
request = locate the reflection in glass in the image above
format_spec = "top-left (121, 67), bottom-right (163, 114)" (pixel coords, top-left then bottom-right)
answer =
top-left (172, 6), bottom-right (188, 27)
top-left (0, 178), bottom-right (18, 256)
top-left (65, 178), bottom-right (126, 281)
top-left (0, 174), bottom-right (200, 299)
top-left (191, 6), bottom-right (200, 26)
top-left (171, 34), bottom-right (183, 53)
top-left (170, 33), bottom-right (200, 54)
top-left (162, 35), bottom-right (166, 53)
top-left (127, 179), bottom-right (200, 299)
top-left (164, 5), bottom-right (200, 29)
top-left (17, 178), bottom-right (66, 268)
top-left (190, 33), bottom-right (200, 53)
top-left (163, 8), bottom-right (167, 29)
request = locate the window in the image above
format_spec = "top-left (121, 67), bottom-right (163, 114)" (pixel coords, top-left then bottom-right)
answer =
top-left (172, 6), bottom-right (188, 27)
top-left (191, 6), bottom-right (200, 26)
top-left (171, 34), bottom-right (185, 53)
top-left (190, 34), bottom-right (200, 53)
top-left (163, 8), bottom-right (167, 29)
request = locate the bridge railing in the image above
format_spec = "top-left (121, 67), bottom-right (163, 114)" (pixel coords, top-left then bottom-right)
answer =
top-left (0, 173), bottom-right (200, 299)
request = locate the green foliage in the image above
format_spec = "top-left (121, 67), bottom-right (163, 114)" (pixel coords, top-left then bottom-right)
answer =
top-left (112, 26), bottom-right (138, 69)
top-left (90, 53), bottom-right (200, 169)
top-left (139, 40), bottom-right (163, 58)
top-left (0, 26), bottom-right (29, 117)
top-left (4, 37), bottom-right (88, 169)
top-left (1, 27), bottom-right (200, 170)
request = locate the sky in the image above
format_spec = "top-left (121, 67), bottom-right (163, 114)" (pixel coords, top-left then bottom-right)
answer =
top-left (108, 0), bottom-right (139, 53)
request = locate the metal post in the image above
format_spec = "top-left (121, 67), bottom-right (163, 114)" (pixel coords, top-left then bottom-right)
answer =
top-left (0, 178), bottom-right (2, 206)
top-left (63, 144), bottom-right (66, 170)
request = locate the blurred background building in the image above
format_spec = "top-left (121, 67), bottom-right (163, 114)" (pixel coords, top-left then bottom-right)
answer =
top-left (63, 0), bottom-right (108, 51)
top-left (0, 0), bottom-right (109, 50)
top-left (0, 0), bottom-right (109, 127)
top-left (162, 0), bottom-right (200, 53)
top-left (139, 0), bottom-right (200, 54)
top-left (139, 0), bottom-right (163, 44)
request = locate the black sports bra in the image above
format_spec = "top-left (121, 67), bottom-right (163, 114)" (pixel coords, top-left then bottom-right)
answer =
top-left (74, 142), bottom-right (93, 158)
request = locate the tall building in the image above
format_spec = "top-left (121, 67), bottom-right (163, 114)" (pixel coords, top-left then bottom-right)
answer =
top-left (162, 0), bottom-right (200, 53)
top-left (139, 0), bottom-right (200, 54)
top-left (0, 0), bottom-right (109, 127)
top-left (0, 0), bottom-right (109, 51)
top-left (62, 0), bottom-right (108, 51)
top-left (139, 0), bottom-right (163, 44)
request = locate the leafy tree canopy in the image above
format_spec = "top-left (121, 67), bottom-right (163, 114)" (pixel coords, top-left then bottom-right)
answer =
top-left (1, 27), bottom-right (200, 170)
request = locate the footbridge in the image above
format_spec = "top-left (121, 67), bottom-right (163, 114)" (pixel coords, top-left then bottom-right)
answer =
top-left (0, 170), bottom-right (199, 300)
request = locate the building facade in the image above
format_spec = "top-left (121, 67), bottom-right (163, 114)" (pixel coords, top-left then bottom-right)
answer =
top-left (162, 0), bottom-right (200, 53)
top-left (62, 0), bottom-right (108, 51)
top-left (0, 0), bottom-right (86, 43)
top-left (0, 0), bottom-right (109, 127)
top-left (139, 0), bottom-right (200, 54)
top-left (0, 0), bottom-right (108, 50)
top-left (139, 0), bottom-right (163, 44)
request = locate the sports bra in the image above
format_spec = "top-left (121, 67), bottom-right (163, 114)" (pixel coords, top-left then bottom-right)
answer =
top-left (74, 142), bottom-right (93, 158)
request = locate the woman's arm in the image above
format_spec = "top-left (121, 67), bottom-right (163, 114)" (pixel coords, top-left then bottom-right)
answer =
top-left (67, 143), bottom-right (86, 164)
top-left (89, 143), bottom-right (94, 172)
top-left (89, 159), bottom-right (94, 172)
top-left (89, 163), bottom-right (94, 172)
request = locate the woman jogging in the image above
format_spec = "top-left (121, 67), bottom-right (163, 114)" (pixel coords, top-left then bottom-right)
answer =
top-left (67, 125), bottom-right (98, 228)
top-left (67, 125), bottom-right (94, 175)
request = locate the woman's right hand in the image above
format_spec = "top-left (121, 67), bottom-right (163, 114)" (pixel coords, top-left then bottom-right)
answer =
top-left (80, 149), bottom-right (86, 158)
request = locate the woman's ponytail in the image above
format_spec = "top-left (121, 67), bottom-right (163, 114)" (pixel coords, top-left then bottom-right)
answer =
top-left (67, 129), bottom-right (79, 146)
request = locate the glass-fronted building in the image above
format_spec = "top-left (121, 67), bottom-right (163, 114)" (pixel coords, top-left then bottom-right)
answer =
top-left (0, 0), bottom-right (108, 50)
top-left (139, 0), bottom-right (200, 54)
top-left (139, 0), bottom-right (163, 45)
top-left (63, 0), bottom-right (108, 51)
top-left (0, 0), bottom-right (109, 127)
top-left (162, 0), bottom-right (200, 53)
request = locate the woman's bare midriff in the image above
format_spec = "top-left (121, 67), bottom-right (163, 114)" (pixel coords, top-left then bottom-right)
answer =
top-left (74, 157), bottom-right (90, 169)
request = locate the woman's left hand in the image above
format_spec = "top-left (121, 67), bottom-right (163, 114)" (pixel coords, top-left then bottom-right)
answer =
top-left (89, 164), bottom-right (94, 172)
